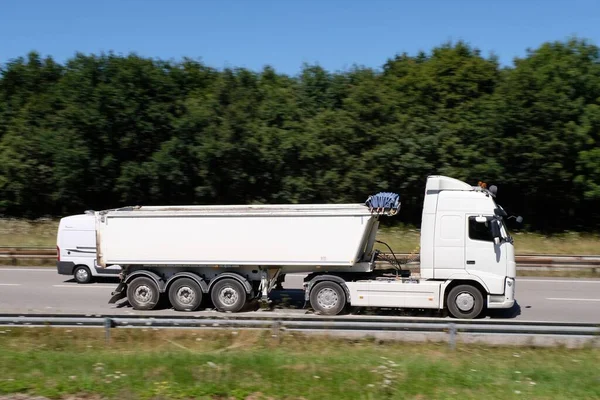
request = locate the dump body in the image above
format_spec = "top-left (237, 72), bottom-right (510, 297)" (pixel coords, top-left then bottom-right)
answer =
top-left (96, 204), bottom-right (380, 272)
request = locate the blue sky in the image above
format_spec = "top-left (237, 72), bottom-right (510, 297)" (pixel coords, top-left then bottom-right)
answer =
top-left (2, 0), bottom-right (599, 75)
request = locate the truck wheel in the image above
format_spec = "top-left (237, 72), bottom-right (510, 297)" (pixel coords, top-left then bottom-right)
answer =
top-left (447, 284), bottom-right (484, 319)
top-left (211, 278), bottom-right (246, 313)
top-left (126, 276), bottom-right (160, 310)
top-left (168, 278), bottom-right (202, 312)
top-left (310, 281), bottom-right (346, 315)
top-left (74, 266), bottom-right (92, 284)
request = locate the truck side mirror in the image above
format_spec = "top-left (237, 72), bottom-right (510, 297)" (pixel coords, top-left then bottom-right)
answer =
top-left (516, 216), bottom-right (523, 224)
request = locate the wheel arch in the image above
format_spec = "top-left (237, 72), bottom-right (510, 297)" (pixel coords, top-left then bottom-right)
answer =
top-left (208, 272), bottom-right (253, 295)
top-left (165, 272), bottom-right (208, 293)
top-left (442, 279), bottom-right (488, 309)
top-left (73, 263), bottom-right (91, 273)
top-left (305, 274), bottom-right (351, 303)
top-left (124, 270), bottom-right (166, 292)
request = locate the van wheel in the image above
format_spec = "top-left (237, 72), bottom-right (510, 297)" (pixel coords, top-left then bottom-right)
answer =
top-left (127, 276), bottom-right (160, 310)
top-left (74, 266), bottom-right (92, 284)
top-left (310, 281), bottom-right (346, 315)
top-left (447, 284), bottom-right (484, 319)
top-left (168, 278), bottom-right (202, 311)
top-left (211, 278), bottom-right (246, 313)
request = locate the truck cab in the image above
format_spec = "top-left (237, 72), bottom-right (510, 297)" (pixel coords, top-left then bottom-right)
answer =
top-left (419, 175), bottom-right (516, 313)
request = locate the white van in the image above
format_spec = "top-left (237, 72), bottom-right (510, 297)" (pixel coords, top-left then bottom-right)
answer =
top-left (56, 211), bottom-right (121, 283)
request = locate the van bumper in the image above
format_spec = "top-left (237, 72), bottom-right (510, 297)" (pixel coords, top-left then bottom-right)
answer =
top-left (56, 261), bottom-right (75, 275)
top-left (487, 277), bottom-right (515, 309)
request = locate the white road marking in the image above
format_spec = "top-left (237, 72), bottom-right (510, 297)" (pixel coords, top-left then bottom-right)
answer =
top-left (52, 285), bottom-right (116, 289)
top-left (546, 297), bottom-right (600, 302)
top-left (518, 279), bottom-right (600, 284)
top-left (0, 268), bottom-right (55, 272)
top-left (0, 283), bottom-right (21, 286)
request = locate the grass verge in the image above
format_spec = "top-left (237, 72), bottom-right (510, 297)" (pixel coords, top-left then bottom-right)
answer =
top-left (0, 328), bottom-right (599, 400)
top-left (1, 218), bottom-right (600, 255)
top-left (375, 226), bottom-right (600, 255)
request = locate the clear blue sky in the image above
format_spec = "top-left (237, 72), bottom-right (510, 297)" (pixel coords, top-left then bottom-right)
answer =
top-left (2, 0), bottom-right (599, 75)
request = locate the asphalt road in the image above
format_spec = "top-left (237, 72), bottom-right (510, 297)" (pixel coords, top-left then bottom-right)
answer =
top-left (0, 267), bottom-right (599, 322)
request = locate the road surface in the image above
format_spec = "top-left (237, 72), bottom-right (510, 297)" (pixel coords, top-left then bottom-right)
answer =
top-left (0, 267), bottom-right (599, 322)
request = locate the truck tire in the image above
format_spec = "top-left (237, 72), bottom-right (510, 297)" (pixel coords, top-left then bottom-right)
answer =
top-left (126, 276), bottom-right (160, 310)
top-left (447, 284), bottom-right (484, 319)
top-left (168, 277), bottom-right (202, 312)
top-left (211, 278), bottom-right (246, 313)
top-left (74, 265), bottom-right (92, 284)
top-left (309, 281), bottom-right (346, 315)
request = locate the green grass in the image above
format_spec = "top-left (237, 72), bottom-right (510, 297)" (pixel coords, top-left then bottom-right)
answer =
top-left (0, 328), bottom-right (598, 400)
top-left (1, 218), bottom-right (600, 255)
top-left (375, 226), bottom-right (600, 255)
top-left (0, 218), bottom-right (59, 248)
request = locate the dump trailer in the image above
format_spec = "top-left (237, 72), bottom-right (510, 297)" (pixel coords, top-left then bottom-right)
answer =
top-left (96, 175), bottom-right (519, 319)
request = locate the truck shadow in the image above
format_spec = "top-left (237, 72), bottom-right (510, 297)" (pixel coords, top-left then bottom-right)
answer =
top-left (114, 289), bottom-right (521, 320)
top-left (62, 277), bottom-right (120, 285)
top-left (267, 290), bottom-right (522, 320)
top-left (486, 300), bottom-right (522, 319)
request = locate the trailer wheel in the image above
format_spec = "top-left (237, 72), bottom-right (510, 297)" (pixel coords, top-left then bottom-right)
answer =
top-left (74, 265), bottom-right (92, 284)
top-left (447, 284), bottom-right (484, 319)
top-left (211, 278), bottom-right (246, 313)
top-left (168, 277), bottom-right (202, 312)
top-left (310, 281), bottom-right (346, 315)
top-left (126, 276), bottom-right (160, 310)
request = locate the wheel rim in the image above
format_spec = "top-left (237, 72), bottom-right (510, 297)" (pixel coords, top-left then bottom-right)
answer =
top-left (316, 288), bottom-right (338, 310)
top-left (134, 285), bottom-right (152, 304)
top-left (76, 268), bottom-right (88, 282)
top-left (176, 286), bottom-right (196, 305)
top-left (456, 292), bottom-right (475, 312)
top-left (219, 286), bottom-right (239, 306)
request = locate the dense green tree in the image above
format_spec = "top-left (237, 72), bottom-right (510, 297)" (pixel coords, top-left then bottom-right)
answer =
top-left (1, 39), bottom-right (599, 232)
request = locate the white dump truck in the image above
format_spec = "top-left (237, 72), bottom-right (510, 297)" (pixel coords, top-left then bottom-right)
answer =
top-left (95, 175), bottom-right (520, 319)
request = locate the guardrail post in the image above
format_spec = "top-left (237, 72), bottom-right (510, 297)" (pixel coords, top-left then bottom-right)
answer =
top-left (448, 323), bottom-right (456, 350)
top-left (104, 317), bottom-right (113, 344)
top-left (272, 320), bottom-right (281, 342)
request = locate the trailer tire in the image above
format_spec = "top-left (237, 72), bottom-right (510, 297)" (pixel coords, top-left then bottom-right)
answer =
top-left (211, 278), bottom-right (246, 313)
top-left (310, 281), bottom-right (346, 315)
top-left (73, 265), bottom-right (92, 284)
top-left (168, 277), bottom-right (203, 312)
top-left (447, 284), bottom-right (484, 319)
top-left (127, 276), bottom-right (160, 310)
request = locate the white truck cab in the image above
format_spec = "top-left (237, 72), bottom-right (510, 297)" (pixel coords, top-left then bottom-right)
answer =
top-left (337, 175), bottom-right (519, 319)
top-left (56, 212), bottom-right (121, 283)
top-left (417, 175), bottom-right (518, 314)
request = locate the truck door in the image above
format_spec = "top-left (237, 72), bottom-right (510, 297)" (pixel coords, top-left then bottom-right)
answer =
top-left (464, 215), bottom-right (507, 294)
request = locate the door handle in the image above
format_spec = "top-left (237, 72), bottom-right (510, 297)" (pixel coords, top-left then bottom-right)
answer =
top-left (466, 260), bottom-right (475, 265)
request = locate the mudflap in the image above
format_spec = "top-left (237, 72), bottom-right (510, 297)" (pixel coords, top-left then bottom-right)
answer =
top-left (108, 282), bottom-right (127, 304)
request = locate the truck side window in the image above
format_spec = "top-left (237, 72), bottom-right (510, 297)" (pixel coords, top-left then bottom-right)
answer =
top-left (468, 216), bottom-right (494, 242)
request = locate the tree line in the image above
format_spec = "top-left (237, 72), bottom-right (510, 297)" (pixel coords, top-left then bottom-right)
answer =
top-left (1, 38), bottom-right (599, 233)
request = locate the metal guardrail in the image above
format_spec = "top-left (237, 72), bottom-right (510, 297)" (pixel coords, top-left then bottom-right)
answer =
top-left (0, 314), bottom-right (598, 348)
top-left (1, 247), bottom-right (599, 270)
